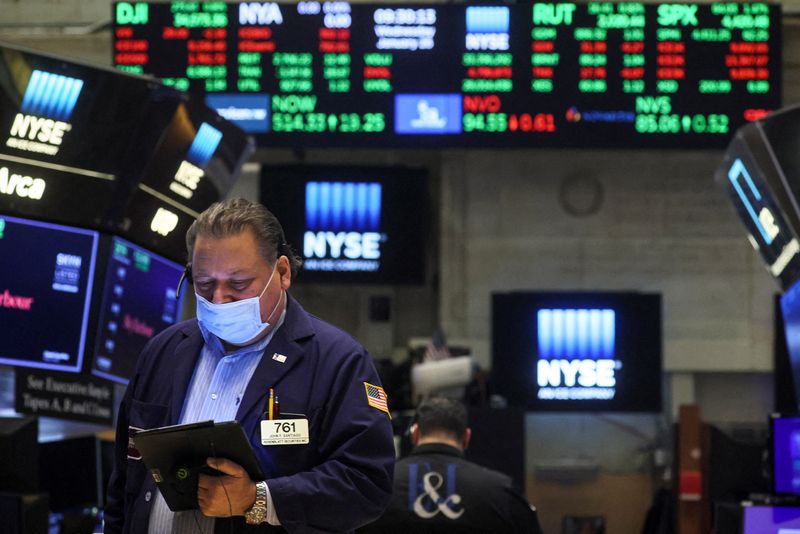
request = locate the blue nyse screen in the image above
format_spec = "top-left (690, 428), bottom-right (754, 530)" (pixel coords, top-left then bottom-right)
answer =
top-left (492, 292), bottom-right (662, 412)
top-left (262, 166), bottom-right (427, 284)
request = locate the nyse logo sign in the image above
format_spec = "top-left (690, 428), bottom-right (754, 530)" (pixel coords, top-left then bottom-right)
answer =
top-left (536, 308), bottom-right (619, 401)
top-left (465, 6), bottom-right (510, 51)
top-left (302, 181), bottom-right (384, 273)
top-left (169, 123), bottom-right (222, 200)
top-left (150, 208), bottom-right (179, 236)
top-left (6, 70), bottom-right (83, 157)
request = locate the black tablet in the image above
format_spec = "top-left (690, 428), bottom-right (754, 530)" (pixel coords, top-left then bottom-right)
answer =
top-left (134, 420), bottom-right (264, 511)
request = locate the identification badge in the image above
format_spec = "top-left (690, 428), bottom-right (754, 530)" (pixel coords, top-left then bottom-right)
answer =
top-left (260, 418), bottom-right (309, 445)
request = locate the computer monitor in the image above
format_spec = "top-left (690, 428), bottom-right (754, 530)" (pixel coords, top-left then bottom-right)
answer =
top-left (491, 291), bottom-right (662, 412)
top-left (0, 42), bottom-right (183, 230)
top-left (261, 165), bottom-right (428, 284)
top-left (0, 215), bottom-right (98, 372)
top-left (0, 416), bottom-right (38, 493)
top-left (39, 436), bottom-right (103, 511)
top-left (91, 236), bottom-right (185, 384)
top-left (742, 505), bottom-right (800, 534)
top-left (116, 98), bottom-right (254, 263)
top-left (707, 425), bottom-right (768, 502)
top-left (781, 280), bottom-right (800, 413)
top-left (770, 414), bottom-right (800, 496)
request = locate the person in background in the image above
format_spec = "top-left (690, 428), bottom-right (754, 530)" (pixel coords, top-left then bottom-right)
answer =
top-left (105, 198), bottom-right (395, 533)
top-left (359, 396), bottom-right (543, 533)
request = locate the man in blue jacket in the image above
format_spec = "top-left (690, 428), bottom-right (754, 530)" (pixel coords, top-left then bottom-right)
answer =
top-left (105, 199), bottom-right (395, 533)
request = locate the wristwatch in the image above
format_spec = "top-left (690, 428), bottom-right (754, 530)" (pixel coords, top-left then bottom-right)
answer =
top-left (245, 480), bottom-right (268, 525)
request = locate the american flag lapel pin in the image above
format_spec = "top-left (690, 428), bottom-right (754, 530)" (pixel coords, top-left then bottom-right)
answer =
top-left (272, 353), bottom-right (287, 363)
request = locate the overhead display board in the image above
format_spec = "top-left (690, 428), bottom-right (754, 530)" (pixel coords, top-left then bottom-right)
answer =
top-left (113, 1), bottom-right (780, 148)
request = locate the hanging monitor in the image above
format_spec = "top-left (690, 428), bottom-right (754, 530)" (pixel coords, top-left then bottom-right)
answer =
top-left (716, 105), bottom-right (800, 290)
top-left (115, 97), bottom-right (254, 263)
top-left (0, 214), bottom-right (98, 373)
top-left (492, 291), bottom-right (662, 412)
top-left (261, 165), bottom-right (428, 284)
top-left (780, 280), bottom-right (800, 414)
top-left (0, 42), bottom-right (184, 229)
top-left (90, 236), bottom-right (186, 384)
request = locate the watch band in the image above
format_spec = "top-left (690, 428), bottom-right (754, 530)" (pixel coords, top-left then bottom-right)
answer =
top-left (245, 480), bottom-right (268, 525)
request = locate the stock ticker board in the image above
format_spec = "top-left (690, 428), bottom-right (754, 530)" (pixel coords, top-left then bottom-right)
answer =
top-left (112, 2), bottom-right (781, 149)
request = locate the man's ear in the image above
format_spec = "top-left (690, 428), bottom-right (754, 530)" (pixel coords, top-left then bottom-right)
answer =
top-left (462, 427), bottom-right (472, 451)
top-left (278, 255), bottom-right (292, 289)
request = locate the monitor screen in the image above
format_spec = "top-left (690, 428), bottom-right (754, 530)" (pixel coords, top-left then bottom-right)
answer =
top-left (0, 43), bottom-right (183, 229)
top-left (39, 436), bottom-right (103, 511)
top-left (0, 416), bottom-right (38, 493)
top-left (112, 1), bottom-right (781, 149)
top-left (743, 505), bottom-right (800, 534)
top-left (780, 280), bottom-right (800, 412)
top-left (91, 237), bottom-right (185, 384)
top-left (771, 414), bottom-right (800, 496)
top-left (0, 215), bottom-right (98, 372)
top-left (261, 165), bottom-right (427, 284)
top-left (716, 106), bottom-right (800, 290)
top-left (115, 98), bottom-right (254, 262)
top-left (492, 291), bottom-right (662, 412)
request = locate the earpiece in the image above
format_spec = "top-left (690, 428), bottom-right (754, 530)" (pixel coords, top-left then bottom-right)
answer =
top-left (176, 263), bottom-right (193, 298)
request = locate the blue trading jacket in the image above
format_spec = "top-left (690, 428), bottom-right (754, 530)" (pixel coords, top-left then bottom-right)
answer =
top-left (104, 294), bottom-right (395, 534)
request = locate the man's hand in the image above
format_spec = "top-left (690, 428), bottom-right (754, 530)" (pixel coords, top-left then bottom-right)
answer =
top-left (197, 457), bottom-right (257, 517)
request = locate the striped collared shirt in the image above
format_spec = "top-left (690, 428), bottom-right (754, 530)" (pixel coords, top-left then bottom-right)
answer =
top-left (147, 310), bottom-right (285, 534)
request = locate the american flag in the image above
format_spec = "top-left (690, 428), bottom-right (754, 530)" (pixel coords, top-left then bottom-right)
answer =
top-left (364, 382), bottom-right (390, 416)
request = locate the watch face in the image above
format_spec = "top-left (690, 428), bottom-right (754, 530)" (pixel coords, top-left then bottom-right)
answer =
top-left (245, 508), bottom-right (267, 525)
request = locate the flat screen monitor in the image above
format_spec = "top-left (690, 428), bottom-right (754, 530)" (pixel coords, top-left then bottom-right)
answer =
top-left (0, 215), bottom-right (98, 372)
top-left (39, 436), bottom-right (105, 511)
top-left (115, 98), bottom-right (254, 263)
top-left (742, 505), bottom-right (800, 534)
top-left (492, 291), bottom-right (662, 412)
top-left (112, 2), bottom-right (781, 149)
top-left (716, 106), bottom-right (800, 290)
top-left (0, 416), bottom-right (38, 493)
top-left (780, 280), bottom-right (800, 412)
top-left (91, 237), bottom-right (185, 384)
top-left (0, 42), bottom-right (183, 229)
top-left (261, 165), bottom-right (428, 284)
top-left (770, 414), bottom-right (800, 496)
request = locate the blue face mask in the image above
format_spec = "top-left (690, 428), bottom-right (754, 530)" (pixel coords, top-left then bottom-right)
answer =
top-left (195, 264), bottom-right (282, 345)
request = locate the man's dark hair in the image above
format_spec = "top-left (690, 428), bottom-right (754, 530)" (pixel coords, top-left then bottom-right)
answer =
top-left (186, 198), bottom-right (302, 276)
top-left (414, 396), bottom-right (468, 440)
